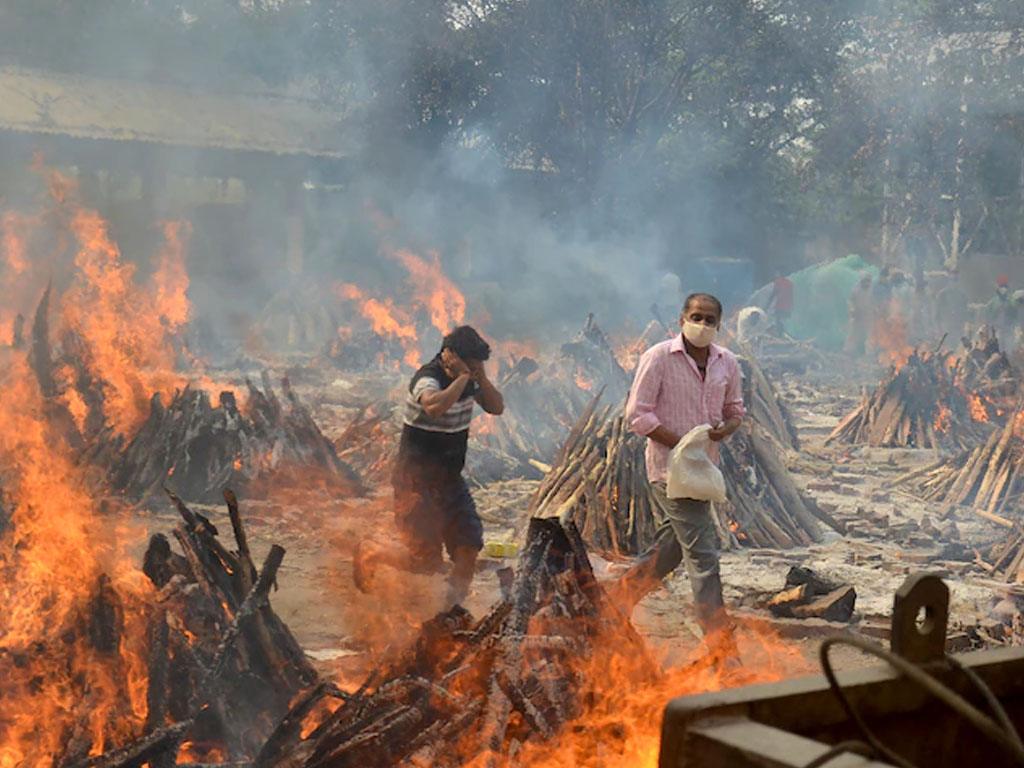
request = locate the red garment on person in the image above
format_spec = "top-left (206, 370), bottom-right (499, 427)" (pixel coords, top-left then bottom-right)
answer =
top-left (773, 277), bottom-right (794, 313)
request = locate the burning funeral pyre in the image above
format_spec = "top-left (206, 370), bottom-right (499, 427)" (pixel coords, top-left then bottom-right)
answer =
top-left (106, 372), bottom-right (367, 504)
top-left (826, 342), bottom-right (1002, 451)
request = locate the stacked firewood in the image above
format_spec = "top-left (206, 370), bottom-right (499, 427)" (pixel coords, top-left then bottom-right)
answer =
top-left (558, 313), bottom-right (633, 402)
top-left (954, 326), bottom-right (1017, 398)
top-left (739, 345), bottom-right (800, 451)
top-left (530, 389), bottom-right (829, 555)
top-left (826, 348), bottom-right (995, 450)
top-left (897, 409), bottom-right (1024, 516)
top-left (69, 489), bottom-right (318, 767)
top-left (982, 523), bottom-right (1024, 583)
top-left (472, 354), bottom-right (593, 472)
top-left (105, 373), bottom-right (367, 503)
top-left (334, 402), bottom-right (401, 485)
top-left (253, 517), bottom-right (656, 767)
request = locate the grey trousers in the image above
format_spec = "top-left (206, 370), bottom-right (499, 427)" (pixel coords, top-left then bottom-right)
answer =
top-left (619, 483), bottom-right (725, 633)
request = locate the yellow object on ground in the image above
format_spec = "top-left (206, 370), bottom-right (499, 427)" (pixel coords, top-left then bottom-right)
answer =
top-left (484, 541), bottom-right (520, 558)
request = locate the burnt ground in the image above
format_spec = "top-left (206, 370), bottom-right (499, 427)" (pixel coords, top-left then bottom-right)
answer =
top-left (126, 357), bottom-right (1023, 689)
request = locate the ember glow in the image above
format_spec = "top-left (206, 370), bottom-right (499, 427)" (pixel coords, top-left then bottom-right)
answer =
top-left (470, 622), bottom-right (808, 768)
top-left (967, 392), bottom-right (989, 423)
top-left (0, 170), bottom-right (193, 765)
top-left (872, 312), bottom-right (914, 371)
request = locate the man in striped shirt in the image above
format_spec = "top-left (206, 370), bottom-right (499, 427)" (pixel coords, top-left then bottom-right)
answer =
top-left (354, 326), bottom-right (504, 605)
top-left (614, 293), bottom-right (745, 644)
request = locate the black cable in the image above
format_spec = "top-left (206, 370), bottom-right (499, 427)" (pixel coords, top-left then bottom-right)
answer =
top-left (808, 636), bottom-right (1024, 768)
top-left (803, 739), bottom-right (875, 768)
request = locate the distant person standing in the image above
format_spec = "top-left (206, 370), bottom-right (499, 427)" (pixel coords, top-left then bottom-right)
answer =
top-left (768, 273), bottom-right (794, 335)
top-left (986, 276), bottom-right (1016, 350)
top-left (845, 274), bottom-right (874, 357)
top-left (935, 269), bottom-right (968, 343)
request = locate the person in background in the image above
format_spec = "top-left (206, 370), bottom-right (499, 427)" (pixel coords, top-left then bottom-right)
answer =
top-left (736, 305), bottom-right (769, 344)
top-left (768, 272), bottom-right (794, 335)
top-left (935, 269), bottom-right (968, 344)
top-left (610, 292), bottom-right (746, 662)
top-left (354, 326), bottom-right (504, 606)
top-left (845, 274), bottom-right (874, 357)
top-left (986, 275), bottom-right (1016, 351)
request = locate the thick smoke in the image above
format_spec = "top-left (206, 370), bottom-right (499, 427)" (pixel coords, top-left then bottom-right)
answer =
top-left (1, 2), bottom-right (1020, 353)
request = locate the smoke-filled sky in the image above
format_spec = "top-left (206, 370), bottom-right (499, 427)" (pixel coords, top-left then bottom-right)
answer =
top-left (1, 1), bottom-right (1022, 350)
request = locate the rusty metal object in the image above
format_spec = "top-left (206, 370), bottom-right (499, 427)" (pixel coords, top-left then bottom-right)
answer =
top-left (659, 573), bottom-right (1024, 768)
top-left (890, 572), bottom-right (948, 664)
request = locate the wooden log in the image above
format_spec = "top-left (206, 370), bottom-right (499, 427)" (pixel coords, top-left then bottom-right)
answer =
top-left (790, 586), bottom-right (856, 622)
top-left (750, 431), bottom-right (822, 543)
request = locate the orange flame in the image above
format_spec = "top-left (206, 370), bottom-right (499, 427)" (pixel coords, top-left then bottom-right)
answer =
top-left (390, 247), bottom-right (466, 334)
top-left (967, 393), bottom-right (989, 423)
top-left (0, 165), bottom-right (193, 764)
top-left (151, 221), bottom-right (192, 332)
top-left (336, 283), bottom-right (420, 368)
top-left (57, 206), bottom-right (189, 436)
top-left (574, 371), bottom-right (594, 391)
top-left (872, 313), bottom-right (914, 371)
top-left (475, 622), bottom-right (810, 767)
top-left (933, 405), bottom-right (952, 433)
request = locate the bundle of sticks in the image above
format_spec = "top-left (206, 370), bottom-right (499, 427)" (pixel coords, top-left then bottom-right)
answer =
top-left (334, 402), bottom-right (401, 485)
top-left (558, 313), bottom-right (633, 402)
top-left (54, 490), bottom-right (317, 767)
top-left (530, 392), bottom-right (829, 555)
top-left (897, 408), bottom-right (1024, 516)
top-left (826, 348), bottom-right (995, 450)
top-left (982, 523), bottom-right (1024, 583)
top-left (739, 345), bottom-right (800, 451)
top-left (471, 354), bottom-right (593, 473)
top-left (105, 373), bottom-right (367, 503)
top-left (253, 517), bottom-right (655, 767)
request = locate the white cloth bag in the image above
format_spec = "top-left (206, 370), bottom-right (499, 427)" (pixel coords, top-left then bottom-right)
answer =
top-left (666, 424), bottom-right (727, 502)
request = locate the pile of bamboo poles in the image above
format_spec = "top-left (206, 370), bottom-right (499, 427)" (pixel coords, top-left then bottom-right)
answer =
top-left (739, 345), bottom-right (800, 451)
top-left (898, 409), bottom-right (1024, 516)
top-left (826, 349), bottom-right (994, 450)
top-left (983, 524), bottom-right (1024, 583)
top-left (530, 392), bottom-right (829, 555)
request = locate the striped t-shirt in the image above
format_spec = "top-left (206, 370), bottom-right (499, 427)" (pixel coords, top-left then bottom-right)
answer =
top-left (394, 372), bottom-right (478, 483)
top-left (404, 376), bottom-right (476, 433)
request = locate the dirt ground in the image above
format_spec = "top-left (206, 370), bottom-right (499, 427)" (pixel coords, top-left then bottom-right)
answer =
top-left (128, 355), bottom-right (1024, 694)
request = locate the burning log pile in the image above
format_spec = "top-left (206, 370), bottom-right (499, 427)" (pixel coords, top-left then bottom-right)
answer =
top-left (325, 329), bottom-right (409, 372)
top-left (530, 355), bottom-right (828, 554)
top-left (253, 517), bottom-right (656, 767)
top-left (334, 402), bottom-right (401, 485)
top-left (955, 327), bottom-right (1017, 396)
top-left (557, 313), bottom-right (633, 402)
top-left (898, 409), bottom-right (1024, 516)
top-left (826, 347), bottom-right (996, 450)
top-left (472, 353), bottom-right (594, 474)
top-left (105, 373), bottom-right (367, 503)
top-left (24, 490), bottom-right (318, 767)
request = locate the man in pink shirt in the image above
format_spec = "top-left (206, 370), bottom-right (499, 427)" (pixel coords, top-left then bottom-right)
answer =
top-left (614, 292), bottom-right (745, 641)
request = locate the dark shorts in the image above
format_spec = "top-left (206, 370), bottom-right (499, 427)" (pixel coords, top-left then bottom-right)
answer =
top-left (393, 474), bottom-right (483, 572)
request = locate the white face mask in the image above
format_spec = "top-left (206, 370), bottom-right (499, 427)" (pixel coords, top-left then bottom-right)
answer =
top-left (682, 321), bottom-right (717, 348)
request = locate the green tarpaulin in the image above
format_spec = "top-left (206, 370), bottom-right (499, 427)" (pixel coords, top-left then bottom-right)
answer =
top-left (786, 255), bottom-right (876, 351)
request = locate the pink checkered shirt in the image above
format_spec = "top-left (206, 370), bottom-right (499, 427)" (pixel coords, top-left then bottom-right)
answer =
top-left (625, 335), bottom-right (746, 483)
